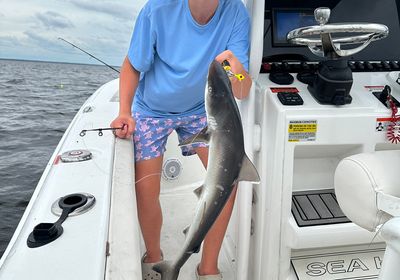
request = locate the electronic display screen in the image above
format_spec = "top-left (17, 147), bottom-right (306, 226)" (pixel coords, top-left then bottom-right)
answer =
top-left (272, 9), bottom-right (317, 46)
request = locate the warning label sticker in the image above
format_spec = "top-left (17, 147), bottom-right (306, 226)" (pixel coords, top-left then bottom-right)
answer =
top-left (376, 117), bottom-right (393, 132)
top-left (364, 85), bottom-right (384, 92)
top-left (288, 120), bottom-right (317, 142)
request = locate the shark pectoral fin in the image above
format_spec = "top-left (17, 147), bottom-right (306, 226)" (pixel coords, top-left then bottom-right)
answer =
top-left (179, 127), bottom-right (210, 146)
top-left (237, 154), bottom-right (261, 184)
top-left (152, 260), bottom-right (177, 277)
top-left (193, 185), bottom-right (204, 198)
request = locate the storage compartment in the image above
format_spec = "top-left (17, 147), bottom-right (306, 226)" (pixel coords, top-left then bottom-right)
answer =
top-left (287, 144), bottom-right (378, 249)
top-left (292, 144), bottom-right (364, 192)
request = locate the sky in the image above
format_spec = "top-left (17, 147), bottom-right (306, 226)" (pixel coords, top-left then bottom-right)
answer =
top-left (0, 0), bottom-right (147, 66)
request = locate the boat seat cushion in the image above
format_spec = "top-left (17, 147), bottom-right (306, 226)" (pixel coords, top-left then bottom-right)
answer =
top-left (334, 150), bottom-right (400, 232)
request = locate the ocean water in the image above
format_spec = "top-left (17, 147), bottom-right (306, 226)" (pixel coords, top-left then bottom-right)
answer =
top-left (0, 59), bottom-right (119, 257)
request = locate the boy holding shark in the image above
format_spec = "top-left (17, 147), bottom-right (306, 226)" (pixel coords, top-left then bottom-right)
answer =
top-left (111, 0), bottom-right (252, 279)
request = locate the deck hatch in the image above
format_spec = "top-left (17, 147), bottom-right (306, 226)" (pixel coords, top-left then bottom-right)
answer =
top-left (60, 149), bottom-right (92, 162)
top-left (292, 189), bottom-right (351, 227)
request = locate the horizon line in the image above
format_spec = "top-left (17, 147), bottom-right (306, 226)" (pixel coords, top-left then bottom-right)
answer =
top-left (0, 57), bottom-right (121, 68)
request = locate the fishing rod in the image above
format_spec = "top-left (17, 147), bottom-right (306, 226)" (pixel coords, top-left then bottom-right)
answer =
top-left (58, 37), bottom-right (120, 73)
top-left (79, 126), bottom-right (125, 137)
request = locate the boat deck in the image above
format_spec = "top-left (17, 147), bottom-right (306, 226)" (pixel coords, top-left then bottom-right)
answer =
top-left (151, 183), bottom-right (235, 279)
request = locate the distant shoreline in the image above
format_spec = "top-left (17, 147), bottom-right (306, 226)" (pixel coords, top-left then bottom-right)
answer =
top-left (0, 57), bottom-right (121, 68)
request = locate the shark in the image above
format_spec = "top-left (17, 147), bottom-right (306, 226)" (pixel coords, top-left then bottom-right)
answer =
top-left (153, 60), bottom-right (260, 280)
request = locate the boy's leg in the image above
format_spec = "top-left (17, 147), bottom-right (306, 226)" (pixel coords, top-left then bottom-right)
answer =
top-left (133, 113), bottom-right (174, 263)
top-left (135, 156), bottom-right (164, 263)
top-left (195, 147), bottom-right (238, 276)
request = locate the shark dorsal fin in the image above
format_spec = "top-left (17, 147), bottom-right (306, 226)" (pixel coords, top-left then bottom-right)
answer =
top-left (237, 154), bottom-right (260, 184)
top-left (179, 127), bottom-right (210, 146)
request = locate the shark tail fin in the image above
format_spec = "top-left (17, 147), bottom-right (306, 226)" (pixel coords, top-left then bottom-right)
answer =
top-left (179, 127), bottom-right (210, 146)
top-left (152, 261), bottom-right (179, 280)
top-left (237, 154), bottom-right (261, 184)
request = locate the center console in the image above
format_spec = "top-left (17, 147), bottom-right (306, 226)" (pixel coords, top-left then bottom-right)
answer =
top-left (250, 2), bottom-right (400, 279)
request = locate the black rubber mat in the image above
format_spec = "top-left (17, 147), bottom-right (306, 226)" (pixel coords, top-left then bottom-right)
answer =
top-left (292, 189), bottom-right (351, 227)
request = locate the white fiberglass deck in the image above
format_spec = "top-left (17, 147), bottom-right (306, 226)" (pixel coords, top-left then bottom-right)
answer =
top-left (157, 183), bottom-right (235, 279)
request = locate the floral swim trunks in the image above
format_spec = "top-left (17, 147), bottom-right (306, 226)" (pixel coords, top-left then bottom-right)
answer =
top-left (133, 112), bottom-right (208, 162)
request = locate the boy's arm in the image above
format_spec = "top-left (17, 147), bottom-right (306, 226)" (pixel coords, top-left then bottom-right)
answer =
top-left (215, 50), bottom-right (252, 100)
top-left (119, 56), bottom-right (140, 116)
top-left (216, 4), bottom-right (251, 99)
top-left (110, 56), bottom-right (139, 139)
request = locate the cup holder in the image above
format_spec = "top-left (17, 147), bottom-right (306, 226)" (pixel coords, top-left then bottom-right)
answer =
top-left (27, 193), bottom-right (95, 248)
top-left (51, 192), bottom-right (95, 217)
top-left (58, 193), bottom-right (88, 210)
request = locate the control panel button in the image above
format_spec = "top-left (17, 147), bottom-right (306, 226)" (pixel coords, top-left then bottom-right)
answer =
top-left (277, 92), bottom-right (304, 105)
top-left (348, 61), bottom-right (356, 71)
top-left (381, 61), bottom-right (391, 70)
top-left (364, 61), bottom-right (374, 70)
top-left (355, 61), bottom-right (365, 70)
top-left (300, 61), bottom-right (310, 71)
top-left (390, 61), bottom-right (399, 70)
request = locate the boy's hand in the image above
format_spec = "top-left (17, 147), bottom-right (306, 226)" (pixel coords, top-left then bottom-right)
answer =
top-left (110, 114), bottom-right (135, 139)
top-left (215, 50), bottom-right (244, 76)
top-left (215, 50), bottom-right (252, 99)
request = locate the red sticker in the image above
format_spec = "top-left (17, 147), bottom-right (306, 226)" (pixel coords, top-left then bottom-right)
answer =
top-left (365, 86), bottom-right (384, 92)
top-left (53, 155), bottom-right (61, 165)
top-left (270, 87), bottom-right (299, 93)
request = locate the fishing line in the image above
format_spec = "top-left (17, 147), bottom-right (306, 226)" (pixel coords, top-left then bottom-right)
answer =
top-left (181, 124), bottom-right (209, 147)
top-left (368, 211), bottom-right (388, 247)
top-left (135, 172), bottom-right (163, 184)
top-left (80, 123), bottom-right (166, 182)
top-left (58, 37), bottom-right (120, 74)
top-left (81, 132), bottom-right (165, 183)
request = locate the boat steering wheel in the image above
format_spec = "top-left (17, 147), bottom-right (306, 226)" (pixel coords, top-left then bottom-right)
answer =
top-left (286, 7), bottom-right (389, 58)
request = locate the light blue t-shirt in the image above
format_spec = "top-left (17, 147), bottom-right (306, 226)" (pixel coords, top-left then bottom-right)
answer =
top-left (128, 0), bottom-right (250, 117)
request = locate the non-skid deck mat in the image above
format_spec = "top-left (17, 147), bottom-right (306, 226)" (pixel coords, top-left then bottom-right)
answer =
top-left (291, 244), bottom-right (385, 280)
top-left (292, 189), bottom-right (350, 227)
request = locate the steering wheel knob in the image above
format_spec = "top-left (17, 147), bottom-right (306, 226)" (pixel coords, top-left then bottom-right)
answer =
top-left (314, 7), bottom-right (330, 25)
